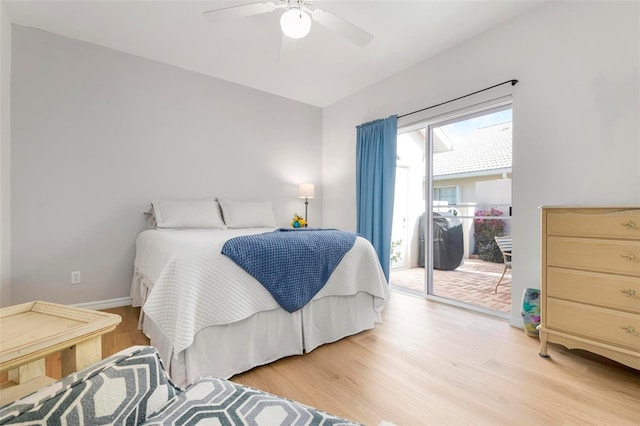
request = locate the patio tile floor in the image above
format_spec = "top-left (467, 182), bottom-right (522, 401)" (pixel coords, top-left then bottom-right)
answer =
top-left (389, 258), bottom-right (511, 314)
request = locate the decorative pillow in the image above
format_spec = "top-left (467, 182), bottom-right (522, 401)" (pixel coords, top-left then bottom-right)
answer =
top-left (217, 199), bottom-right (277, 228)
top-left (0, 346), bottom-right (180, 425)
top-left (151, 200), bottom-right (226, 229)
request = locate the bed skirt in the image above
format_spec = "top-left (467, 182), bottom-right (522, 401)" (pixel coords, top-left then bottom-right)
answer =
top-left (131, 270), bottom-right (380, 386)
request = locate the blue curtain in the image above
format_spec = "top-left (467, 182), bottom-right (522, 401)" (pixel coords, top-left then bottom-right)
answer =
top-left (356, 115), bottom-right (398, 282)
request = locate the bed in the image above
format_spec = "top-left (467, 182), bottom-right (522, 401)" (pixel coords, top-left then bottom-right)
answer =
top-left (131, 199), bottom-right (390, 386)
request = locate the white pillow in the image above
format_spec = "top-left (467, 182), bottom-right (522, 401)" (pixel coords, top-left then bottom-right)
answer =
top-left (218, 199), bottom-right (277, 228)
top-left (151, 200), bottom-right (226, 229)
top-left (143, 206), bottom-right (157, 229)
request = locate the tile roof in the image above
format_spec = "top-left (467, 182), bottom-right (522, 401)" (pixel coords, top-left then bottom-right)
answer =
top-left (433, 122), bottom-right (512, 177)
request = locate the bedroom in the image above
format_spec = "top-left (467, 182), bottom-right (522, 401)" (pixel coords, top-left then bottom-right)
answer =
top-left (0, 0), bottom-right (639, 424)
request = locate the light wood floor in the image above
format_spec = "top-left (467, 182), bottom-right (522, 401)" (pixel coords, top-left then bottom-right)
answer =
top-left (48, 293), bottom-right (640, 425)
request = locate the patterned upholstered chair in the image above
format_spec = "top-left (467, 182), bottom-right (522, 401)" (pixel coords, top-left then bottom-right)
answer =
top-left (0, 346), bottom-right (360, 425)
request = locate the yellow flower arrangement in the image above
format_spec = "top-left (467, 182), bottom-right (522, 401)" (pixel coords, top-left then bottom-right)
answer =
top-left (291, 213), bottom-right (307, 228)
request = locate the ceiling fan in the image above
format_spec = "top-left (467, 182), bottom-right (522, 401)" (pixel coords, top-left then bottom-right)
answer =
top-left (203, 0), bottom-right (373, 48)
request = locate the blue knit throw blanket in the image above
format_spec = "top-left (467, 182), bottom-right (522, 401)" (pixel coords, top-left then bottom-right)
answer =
top-left (221, 228), bottom-right (357, 312)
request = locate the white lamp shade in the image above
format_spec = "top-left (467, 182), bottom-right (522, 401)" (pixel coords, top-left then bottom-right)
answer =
top-left (280, 8), bottom-right (312, 39)
top-left (298, 183), bottom-right (315, 199)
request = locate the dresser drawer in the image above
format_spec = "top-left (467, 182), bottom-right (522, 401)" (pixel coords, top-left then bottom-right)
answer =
top-left (547, 267), bottom-right (640, 313)
top-left (547, 237), bottom-right (640, 276)
top-left (547, 298), bottom-right (640, 350)
top-left (546, 208), bottom-right (640, 239)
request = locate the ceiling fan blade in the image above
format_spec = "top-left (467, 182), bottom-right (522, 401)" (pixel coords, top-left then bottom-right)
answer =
top-left (203, 2), bottom-right (277, 22)
top-left (311, 8), bottom-right (373, 47)
top-left (279, 34), bottom-right (298, 63)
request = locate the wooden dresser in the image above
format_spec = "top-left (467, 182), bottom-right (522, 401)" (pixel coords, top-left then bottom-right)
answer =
top-left (538, 206), bottom-right (640, 369)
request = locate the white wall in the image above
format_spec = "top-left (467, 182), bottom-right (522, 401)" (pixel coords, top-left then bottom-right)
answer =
top-left (0, 6), bottom-right (10, 307)
top-left (11, 26), bottom-right (322, 305)
top-left (322, 1), bottom-right (640, 326)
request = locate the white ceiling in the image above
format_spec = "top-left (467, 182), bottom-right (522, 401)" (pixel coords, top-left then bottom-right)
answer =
top-left (3, 0), bottom-right (545, 107)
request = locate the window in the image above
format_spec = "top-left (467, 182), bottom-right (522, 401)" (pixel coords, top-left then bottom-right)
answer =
top-left (433, 186), bottom-right (457, 205)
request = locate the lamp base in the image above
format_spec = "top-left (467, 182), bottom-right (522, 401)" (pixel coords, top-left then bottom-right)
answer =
top-left (304, 199), bottom-right (309, 226)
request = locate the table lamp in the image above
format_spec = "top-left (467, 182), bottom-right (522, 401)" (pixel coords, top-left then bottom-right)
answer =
top-left (298, 183), bottom-right (315, 226)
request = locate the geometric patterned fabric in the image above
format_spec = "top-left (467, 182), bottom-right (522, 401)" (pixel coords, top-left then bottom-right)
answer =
top-left (0, 346), bottom-right (361, 426)
top-left (144, 377), bottom-right (362, 426)
top-left (0, 346), bottom-right (180, 425)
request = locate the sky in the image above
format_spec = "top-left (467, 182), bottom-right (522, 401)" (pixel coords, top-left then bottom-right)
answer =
top-left (439, 109), bottom-right (512, 142)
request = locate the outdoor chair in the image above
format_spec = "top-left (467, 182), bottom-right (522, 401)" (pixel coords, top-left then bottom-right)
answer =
top-left (494, 235), bottom-right (512, 293)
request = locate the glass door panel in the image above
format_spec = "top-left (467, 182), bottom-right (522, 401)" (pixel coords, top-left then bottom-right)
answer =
top-left (427, 108), bottom-right (512, 318)
top-left (389, 130), bottom-right (426, 296)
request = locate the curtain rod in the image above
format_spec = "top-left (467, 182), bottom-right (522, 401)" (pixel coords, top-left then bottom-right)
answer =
top-left (397, 79), bottom-right (518, 119)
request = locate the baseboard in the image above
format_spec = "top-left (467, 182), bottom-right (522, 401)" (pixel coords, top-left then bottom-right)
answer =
top-left (73, 297), bottom-right (132, 311)
top-left (510, 315), bottom-right (524, 329)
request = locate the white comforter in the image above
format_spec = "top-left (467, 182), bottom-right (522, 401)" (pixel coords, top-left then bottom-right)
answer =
top-left (135, 228), bottom-right (389, 355)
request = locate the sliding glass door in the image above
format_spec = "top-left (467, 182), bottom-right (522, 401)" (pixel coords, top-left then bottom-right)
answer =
top-left (390, 103), bottom-right (513, 318)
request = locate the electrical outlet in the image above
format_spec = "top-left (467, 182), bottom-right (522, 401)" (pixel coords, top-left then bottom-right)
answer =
top-left (71, 271), bottom-right (81, 285)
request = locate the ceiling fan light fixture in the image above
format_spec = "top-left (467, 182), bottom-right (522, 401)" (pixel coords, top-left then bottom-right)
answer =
top-left (280, 8), bottom-right (311, 39)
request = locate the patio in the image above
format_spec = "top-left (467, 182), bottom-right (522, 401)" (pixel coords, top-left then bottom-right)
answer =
top-left (389, 258), bottom-right (511, 314)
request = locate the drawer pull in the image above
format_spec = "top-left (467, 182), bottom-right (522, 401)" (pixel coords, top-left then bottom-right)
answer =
top-left (620, 289), bottom-right (636, 297)
top-left (620, 326), bottom-right (639, 336)
top-left (620, 253), bottom-right (637, 261)
top-left (621, 220), bottom-right (637, 230)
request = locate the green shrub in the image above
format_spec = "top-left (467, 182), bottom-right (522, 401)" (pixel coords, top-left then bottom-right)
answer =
top-left (390, 239), bottom-right (403, 263)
